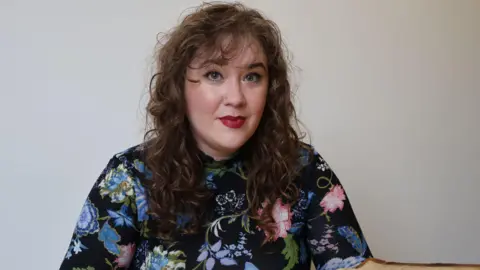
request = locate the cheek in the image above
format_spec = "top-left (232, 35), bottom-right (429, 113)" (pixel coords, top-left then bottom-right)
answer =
top-left (246, 89), bottom-right (268, 116)
top-left (185, 85), bottom-right (221, 117)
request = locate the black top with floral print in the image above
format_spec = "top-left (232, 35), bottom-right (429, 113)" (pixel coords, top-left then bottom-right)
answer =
top-left (59, 143), bottom-right (373, 270)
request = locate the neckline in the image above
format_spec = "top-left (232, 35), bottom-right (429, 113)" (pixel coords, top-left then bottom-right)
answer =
top-left (199, 150), bottom-right (242, 169)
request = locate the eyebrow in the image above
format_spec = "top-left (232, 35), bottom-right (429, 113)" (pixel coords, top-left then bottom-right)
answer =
top-left (247, 62), bottom-right (267, 71)
top-left (198, 59), bottom-right (267, 71)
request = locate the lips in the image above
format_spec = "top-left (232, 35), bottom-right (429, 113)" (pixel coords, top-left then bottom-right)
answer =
top-left (219, 116), bottom-right (246, 129)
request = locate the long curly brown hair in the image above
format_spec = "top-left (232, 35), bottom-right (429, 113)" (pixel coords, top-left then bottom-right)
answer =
top-left (144, 2), bottom-right (309, 241)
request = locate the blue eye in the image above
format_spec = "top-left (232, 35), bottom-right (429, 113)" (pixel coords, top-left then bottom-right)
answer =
top-left (204, 71), bottom-right (223, 81)
top-left (244, 73), bottom-right (262, 83)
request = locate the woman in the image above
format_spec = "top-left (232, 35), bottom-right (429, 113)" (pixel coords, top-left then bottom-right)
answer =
top-left (59, 2), bottom-right (373, 270)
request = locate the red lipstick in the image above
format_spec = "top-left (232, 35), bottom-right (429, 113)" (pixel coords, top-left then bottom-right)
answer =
top-left (219, 116), bottom-right (246, 129)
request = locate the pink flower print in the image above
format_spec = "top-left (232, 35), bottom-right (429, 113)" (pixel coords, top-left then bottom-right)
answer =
top-left (115, 243), bottom-right (136, 268)
top-left (272, 199), bottom-right (293, 239)
top-left (320, 185), bottom-right (346, 214)
top-left (258, 199), bottom-right (293, 241)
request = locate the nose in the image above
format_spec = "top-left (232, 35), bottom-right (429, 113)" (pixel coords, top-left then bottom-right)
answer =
top-left (223, 79), bottom-right (246, 107)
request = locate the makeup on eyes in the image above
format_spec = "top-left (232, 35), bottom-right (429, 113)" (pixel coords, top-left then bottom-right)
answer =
top-left (203, 71), bottom-right (263, 82)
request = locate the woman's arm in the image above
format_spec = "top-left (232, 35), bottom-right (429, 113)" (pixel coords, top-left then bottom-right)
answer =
top-left (305, 150), bottom-right (373, 270)
top-left (59, 155), bottom-right (143, 269)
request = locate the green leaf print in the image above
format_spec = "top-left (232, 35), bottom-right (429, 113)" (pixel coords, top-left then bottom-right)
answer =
top-left (320, 211), bottom-right (331, 223)
top-left (167, 250), bottom-right (187, 264)
top-left (281, 234), bottom-right (299, 270)
top-left (130, 201), bottom-right (137, 213)
top-left (228, 216), bottom-right (237, 224)
top-left (316, 175), bottom-right (333, 190)
top-left (140, 220), bottom-right (150, 238)
top-left (104, 258), bottom-right (113, 269)
top-left (241, 214), bottom-right (252, 234)
top-left (73, 266), bottom-right (95, 270)
top-left (142, 245), bottom-right (187, 270)
top-left (124, 196), bottom-right (131, 207)
top-left (205, 167), bottom-right (227, 178)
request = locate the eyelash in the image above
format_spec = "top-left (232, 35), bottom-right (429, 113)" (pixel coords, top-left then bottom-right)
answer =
top-left (204, 71), bottom-right (223, 81)
top-left (203, 71), bottom-right (263, 83)
top-left (244, 73), bottom-right (262, 83)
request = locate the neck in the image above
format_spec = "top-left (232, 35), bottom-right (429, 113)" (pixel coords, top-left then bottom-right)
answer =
top-left (197, 145), bottom-right (238, 162)
top-left (204, 151), bottom-right (234, 161)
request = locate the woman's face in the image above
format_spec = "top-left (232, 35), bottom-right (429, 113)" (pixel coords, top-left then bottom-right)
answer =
top-left (185, 38), bottom-right (268, 160)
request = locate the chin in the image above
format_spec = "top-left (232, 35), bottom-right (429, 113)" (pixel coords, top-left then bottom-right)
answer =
top-left (217, 135), bottom-right (250, 152)
top-left (219, 140), bottom-right (247, 152)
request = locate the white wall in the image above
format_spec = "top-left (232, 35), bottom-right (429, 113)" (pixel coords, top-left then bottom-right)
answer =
top-left (1, 0), bottom-right (479, 269)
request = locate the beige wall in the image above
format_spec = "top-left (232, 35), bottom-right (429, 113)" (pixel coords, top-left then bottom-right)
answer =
top-left (243, 0), bottom-right (480, 264)
top-left (1, 0), bottom-right (479, 269)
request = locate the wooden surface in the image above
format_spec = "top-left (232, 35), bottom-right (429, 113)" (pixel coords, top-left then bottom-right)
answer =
top-left (339, 259), bottom-right (480, 270)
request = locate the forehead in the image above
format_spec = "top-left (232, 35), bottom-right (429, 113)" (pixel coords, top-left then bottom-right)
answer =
top-left (190, 36), bottom-right (267, 68)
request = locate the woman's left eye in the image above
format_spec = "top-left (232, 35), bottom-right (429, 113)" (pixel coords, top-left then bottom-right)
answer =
top-left (244, 73), bottom-right (262, 83)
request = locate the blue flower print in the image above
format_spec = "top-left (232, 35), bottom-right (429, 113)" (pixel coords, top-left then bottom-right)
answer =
top-left (292, 190), bottom-right (315, 219)
top-left (133, 179), bottom-right (149, 221)
top-left (134, 159), bottom-right (153, 180)
top-left (72, 239), bottom-right (87, 254)
top-left (98, 222), bottom-right (121, 255)
top-left (64, 250), bottom-right (72, 260)
top-left (196, 240), bottom-right (237, 270)
top-left (59, 144), bottom-right (374, 270)
top-left (299, 240), bottom-right (308, 263)
top-left (195, 232), bottom-right (255, 269)
top-left (217, 232), bottom-right (253, 259)
top-left (245, 262), bottom-right (259, 270)
top-left (107, 204), bottom-right (134, 228)
top-left (205, 171), bottom-right (217, 190)
top-left (142, 248), bottom-right (169, 270)
top-left (299, 147), bottom-right (311, 167)
top-left (233, 232), bottom-right (252, 258)
top-left (318, 256), bottom-right (365, 270)
top-left (337, 226), bottom-right (368, 256)
top-left (309, 224), bottom-right (340, 255)
top-left (140, 246), bottom-right (186, 270)
top-left (289, 222), bottom-right (305, 235)
top-left (64, 239), bottom-right (87, 259)
top-left (289, 190), bottom-right (316, 235)
top-left (99, 164), bottom-right (134, 203)
top-left (75, 198), bottom-right (100, 237)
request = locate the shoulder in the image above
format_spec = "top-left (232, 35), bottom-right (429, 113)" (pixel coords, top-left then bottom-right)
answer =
top-left (94, 143), bottom-right (150, 201)
top-left (296, 142), bottom-right (333, 186)
top-left (297, 142), bottom-right (325, 169)
top-left (103, 143), bottom-right (151, 180)
top-left (95, 143), bottom-right (150, 221)
top-left (112, 143), bottom-right (147, 164)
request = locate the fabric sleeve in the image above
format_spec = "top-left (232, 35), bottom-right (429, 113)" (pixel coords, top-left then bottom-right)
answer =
top-left (305, 151), bottom-right (373, 270)
top-left (59, 156), bottom-right (142, 270)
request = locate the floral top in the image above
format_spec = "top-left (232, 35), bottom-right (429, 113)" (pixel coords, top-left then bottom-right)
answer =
top-left (59, 144), bottom-right (373, 270)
